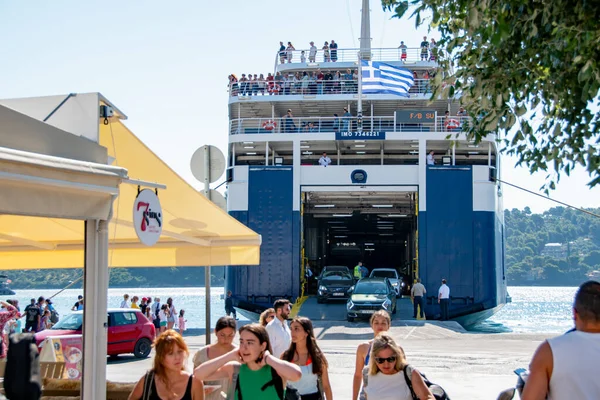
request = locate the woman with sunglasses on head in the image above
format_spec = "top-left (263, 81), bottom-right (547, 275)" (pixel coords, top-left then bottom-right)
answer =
top-left (194, 323), bottom-right (301, 400)
top-left (352, 310), bottom-right (391, 400)
top-left (282, 317), bottom-right (333, 400)
top-left (193, 316), bottom-right (237, 400)
top-left (259, 308), bottom-right (276, 326)
top-left (129, 330), bottom-right (204, 400)
top-left (364, 333), bottom-right (433, 400)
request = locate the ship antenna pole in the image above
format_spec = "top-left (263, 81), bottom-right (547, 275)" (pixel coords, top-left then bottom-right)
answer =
top-left (357, 0), bottom-right (371, 133)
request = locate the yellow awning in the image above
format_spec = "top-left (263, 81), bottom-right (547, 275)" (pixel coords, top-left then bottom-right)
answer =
top-left (0, 120), bottom-right (260, 269)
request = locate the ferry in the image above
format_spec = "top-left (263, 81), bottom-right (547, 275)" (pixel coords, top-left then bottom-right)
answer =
top-left (224, 0), bottom-right (507, 327)
top-left (0, 275), bottom-right (16, 296)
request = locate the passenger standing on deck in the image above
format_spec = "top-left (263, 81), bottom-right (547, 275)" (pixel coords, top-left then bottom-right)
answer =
top-left (309, 41), bottom-right (318, 62)
top-left (411, 278), bottom-right (426, 318)
top-left (330, 40), bottom-right (338, 62)
top-left (266, 299), bottom-right (292, 358)
top-left (319, 152), bottom-right (332, 167)
top-left (352, 311), bottom-right (391, 400)
top-left (283, 317), bottom-right (334, 400)
top-left (342, 107), bottom-right (352, 131)
top-left (521, 280), bottom-right (600, 400)
top-left (438, 279), bottom-right (450, 320)
top-left (279, 41), bottom-right (287, 64)
top-left (225, 290), bottom-right (238, 320)
top-left (193, 316), bottom-right (237, 400)
top-left (194, 324), bottom-right (301, 400)
top-left (285, 109), bottom-right (297, 133)
top-left (426, 151), bottom-right (435, 165)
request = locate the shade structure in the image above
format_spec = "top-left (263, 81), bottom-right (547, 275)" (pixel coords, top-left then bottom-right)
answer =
top-left (0, 118), bottom-right (260, 269)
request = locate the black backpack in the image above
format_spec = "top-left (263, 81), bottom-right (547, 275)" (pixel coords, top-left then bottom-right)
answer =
top-left (4, 333), bottom-right (41, 400)
top-left (403, 364), bottom-right (449, 400)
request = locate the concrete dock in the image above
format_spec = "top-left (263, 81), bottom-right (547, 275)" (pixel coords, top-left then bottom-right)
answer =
top-left (107, 300), bottom-right (550, 400)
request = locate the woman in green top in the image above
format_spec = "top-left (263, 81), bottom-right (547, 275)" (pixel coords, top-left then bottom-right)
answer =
top-left (194, 323), bottom-right (302, 400)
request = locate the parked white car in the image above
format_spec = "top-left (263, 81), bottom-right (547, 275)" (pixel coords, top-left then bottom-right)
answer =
top-left (369, 268), bottom-right (403, 297)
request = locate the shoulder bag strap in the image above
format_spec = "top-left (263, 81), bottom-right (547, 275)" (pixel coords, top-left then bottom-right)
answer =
top-left (403, 364), bottom-right (418, 400)
top-left (228, 364), bottom-right (241, 400)
top-left (142, 370), bottom-right (155, 400)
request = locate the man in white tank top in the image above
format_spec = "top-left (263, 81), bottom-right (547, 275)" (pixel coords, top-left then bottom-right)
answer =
top-left (521, 280), bottom-right (600, 400)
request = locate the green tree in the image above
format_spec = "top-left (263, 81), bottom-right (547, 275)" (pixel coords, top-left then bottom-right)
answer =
top-left (382, 0), bottom-right (600, 188)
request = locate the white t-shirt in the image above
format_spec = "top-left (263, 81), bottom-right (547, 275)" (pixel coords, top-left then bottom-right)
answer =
top-left (309, 45), bottom-right (317, 58)
top-left (319, 156), bottom-right (332, 167)
top-left (548, 331), bottom-right (600, 400)
top-left (365, 370), bottom-right (412, 400)
top-left (438, 284), bottom-right (450, 299)
top-left (426, 153), bottom-right (435, 165)
top-left (265, 317), bottom-right (291, 358)
top-left (120, 300), bottom-right (129, 308)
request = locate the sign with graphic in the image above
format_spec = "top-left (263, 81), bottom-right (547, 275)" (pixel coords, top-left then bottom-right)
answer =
top-left (395, 110), bottom-right (436, 123)
top-left (133, 189), bottom-right (163, 246)
top-left (39, 335), bottom-right (83, 379)
top-left (335, 131), bottom-right (386, 140)
top-left (351, 169), bottom-right (368, 184)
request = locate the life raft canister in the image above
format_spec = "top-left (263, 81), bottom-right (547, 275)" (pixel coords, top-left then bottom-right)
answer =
top-left (267, 84), bottom-right (281, 94)
top-left (262, 120), bottom-right (277, 131)
top-left (445, 118), bottom-right (460, 129)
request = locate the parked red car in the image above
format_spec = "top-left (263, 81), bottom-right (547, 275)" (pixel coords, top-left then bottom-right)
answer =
top-left (35, 308), bottom-right (155, 358)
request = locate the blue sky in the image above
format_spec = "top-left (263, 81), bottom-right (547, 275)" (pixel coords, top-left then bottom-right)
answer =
top-left (1, 1), bottom-right (598, 213)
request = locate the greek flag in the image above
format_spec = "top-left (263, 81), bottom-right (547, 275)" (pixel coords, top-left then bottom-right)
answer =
top-left (361, 60), bottom-right (414, 96)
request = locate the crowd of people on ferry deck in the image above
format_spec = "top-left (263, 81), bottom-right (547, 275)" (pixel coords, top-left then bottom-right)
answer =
top-left (227, 69), bottom-right (435, 97)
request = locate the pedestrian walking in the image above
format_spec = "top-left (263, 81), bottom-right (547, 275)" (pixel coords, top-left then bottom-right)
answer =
top-left (178, 310), bottom-right (187, 334)
top-left (363, 333), bottom-right (434, 400)
top-left (265, 299), bottom-right (292, 359)
top-left (352, 310), bottom-right (391, 400)
top-left (411, 278), bottom-right (427, 319)
top-left (193, 316), bottom-right (237, 400)
top-left (194, 324), bottom-right (301, 400)
top-left (438, 279), bottom-right (450, 320)
top-left (167, 297), bottom-right (177, 330)
top-left (283, 316), bottom-right (333, 400)
top-left (129, 330), bottom-right (204, 399)
top-left (225, 290), bottom-right (238, 320)
top-left (23, 298), bottom-right (40, 333)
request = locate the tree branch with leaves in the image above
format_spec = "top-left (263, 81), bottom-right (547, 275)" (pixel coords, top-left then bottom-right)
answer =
top-left (382, 0), bottom-right (600, 189)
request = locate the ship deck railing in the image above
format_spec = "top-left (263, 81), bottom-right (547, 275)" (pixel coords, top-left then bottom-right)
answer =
top-left (275, 47), bottom-right (439, 65)
top-left (229, 79), bottom-right (433, 98)
top-left (230, 115), bottom-right (471, 136)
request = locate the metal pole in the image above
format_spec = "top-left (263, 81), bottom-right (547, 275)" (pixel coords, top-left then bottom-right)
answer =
top-left (203, 145), bottom-right (212, 345)
top-left (357, 52), bottom-right (363, 132)
top-left (452, 142), bottom-right (456, 166)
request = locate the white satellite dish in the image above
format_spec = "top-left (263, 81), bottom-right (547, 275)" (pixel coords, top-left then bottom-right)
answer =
top-left (209, 189), bottom-right (227, 211)
top-left (190, 145), bottom-right (226, 184)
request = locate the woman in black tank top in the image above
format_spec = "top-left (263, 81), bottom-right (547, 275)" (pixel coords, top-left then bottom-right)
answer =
top-left (129, 330), bottom-right (204, 400)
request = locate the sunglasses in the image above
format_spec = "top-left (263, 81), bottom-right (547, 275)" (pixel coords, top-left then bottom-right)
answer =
top-left (375, 356), bottom-right (397, 364)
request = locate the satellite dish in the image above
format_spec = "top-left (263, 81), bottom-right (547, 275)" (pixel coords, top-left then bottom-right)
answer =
top-left (190, 145), bottom-right (226, 184)
top-left (209, 190), bottom-right (227, 211)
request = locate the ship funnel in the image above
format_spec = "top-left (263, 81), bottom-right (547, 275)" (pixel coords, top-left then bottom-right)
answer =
top-left (359, 0), bottom-right (372, 60)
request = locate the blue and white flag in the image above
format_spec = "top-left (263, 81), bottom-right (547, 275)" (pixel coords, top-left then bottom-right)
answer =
top-left (361, 60), bottom-right (414, 96)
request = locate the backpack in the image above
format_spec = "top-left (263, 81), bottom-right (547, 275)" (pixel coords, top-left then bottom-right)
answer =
top-left (50, 310), bottom-right (60, 324)
top-left (403, 364), bottom-right (450, 400)
top-left (231, 364), bottom-right (285, 400)
top-left (4, 333), bottom-right (42, 400)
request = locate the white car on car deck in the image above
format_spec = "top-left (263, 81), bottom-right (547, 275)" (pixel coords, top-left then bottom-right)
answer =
top-left (369, 268), bottom-right (404, 298)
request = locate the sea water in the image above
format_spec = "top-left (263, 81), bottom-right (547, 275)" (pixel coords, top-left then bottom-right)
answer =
top-left (8, 286), bottom-right (577, 333)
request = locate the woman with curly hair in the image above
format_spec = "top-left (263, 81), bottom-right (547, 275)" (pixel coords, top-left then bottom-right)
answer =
top-left (259, 308), bottom-right (275, 326)
top-left (129, 330), bottom-right (204, 400)
top-left (282, 317), bottom-right (333, 400)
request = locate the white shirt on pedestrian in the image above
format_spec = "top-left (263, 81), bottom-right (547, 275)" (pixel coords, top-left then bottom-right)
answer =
top-left (265, 317), bottom-right (291, 358)
top-left (319, 156), bottom-right (331, 167)
top-left (438, 284), bottom-right (450, 299)
top-left (426, 153), bottom-right (435, 165)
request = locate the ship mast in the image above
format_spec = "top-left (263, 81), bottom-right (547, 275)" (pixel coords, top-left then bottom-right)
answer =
top-left (357, 0), bottom-right (371, 131)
